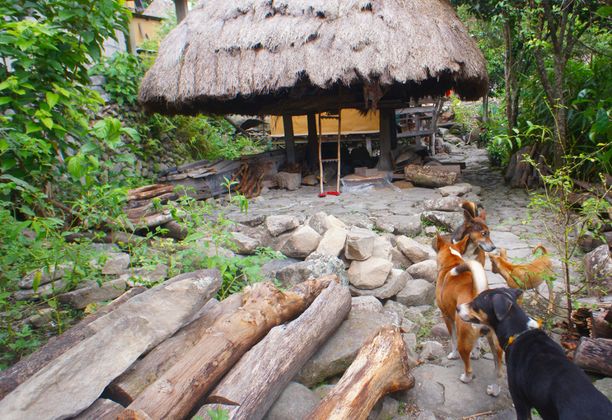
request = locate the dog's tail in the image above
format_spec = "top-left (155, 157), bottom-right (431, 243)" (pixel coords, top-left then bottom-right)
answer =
top-left (532, 244), bottom-right (548, 257)
top-left (450, 260), bottom-right (488, 294)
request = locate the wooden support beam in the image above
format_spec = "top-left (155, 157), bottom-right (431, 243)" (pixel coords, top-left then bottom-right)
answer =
top-left (377, 108), bottom-right (393, 171)
top-left (307, 113), bottom-right (319, 170)
top-left (174, 0), bottom-right (188, 23)
top-left (282, 114), bottom-right (296, 165)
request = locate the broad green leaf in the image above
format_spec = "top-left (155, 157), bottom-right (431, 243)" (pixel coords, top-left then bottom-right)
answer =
top-left (0, 97), bottom-right (11, 106)
top-left (41, 117), bottom-right (53, 129)
top-left (45, 92), bottom-right (60, 109)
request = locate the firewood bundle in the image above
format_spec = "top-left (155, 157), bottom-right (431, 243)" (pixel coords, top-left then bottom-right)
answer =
top-left (0, 274), bottom-right (413, 420)
top-left (232, 161), bottom-right (266, 198)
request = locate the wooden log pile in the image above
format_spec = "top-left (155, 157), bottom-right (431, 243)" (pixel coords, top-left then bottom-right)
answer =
top-left (0, 273), bottom-right (415, 420)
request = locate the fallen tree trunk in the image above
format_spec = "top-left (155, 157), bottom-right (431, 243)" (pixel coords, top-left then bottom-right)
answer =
top-left (574, 337), bottom-right (612, 377)
top-left (120, 275), bottom-right (337, 420)
top-left (107, 293), bottom-right (243, 405)
top-left (201, 281), bottom-right (351, 420)
top-left (127, 184), bottom-right (175, 202)
top-left (404, 164), bottom-right (459, 187)
top-left (0, 286), bottom-right (146, 400)
top-left (306, 326), bottom-right (414, 420)
top-left (0, 270), bottom-right (221, 420)
top-left (73, 398), bottom-right (124, 420)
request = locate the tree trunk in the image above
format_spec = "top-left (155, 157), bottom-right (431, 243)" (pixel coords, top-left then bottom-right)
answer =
top-left (0, 287), bottom-right (146, 400)
top-left (127, 184), bottom-right (175, 202)
top-left (0, 271), bottom-right (221, 420)
top-left (120, 275), bottom-right (337, 420)
top-left (573, 337), bottom-right (612, 377)
top-left (306, 326), bottom-right (414, 420)
top-left (106, 294), bottom-right (243, 405)
top-left (73, 398), bottom-right (124, 420)
top-left (202, 281), bottom-right (351, 420)
top-left (404, 164), bottom-right (460, 187)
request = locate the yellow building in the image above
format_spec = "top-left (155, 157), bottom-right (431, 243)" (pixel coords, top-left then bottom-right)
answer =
top-left (269, 109), bottom-right (380, 137)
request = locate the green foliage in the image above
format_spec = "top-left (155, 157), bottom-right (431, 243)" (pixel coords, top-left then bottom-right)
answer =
top-left (206, 407), bottom-right (230, 420)
top-left (90, 52), bottom-right (145, 106)
top-left (449, 95), bottom-right (479, 134)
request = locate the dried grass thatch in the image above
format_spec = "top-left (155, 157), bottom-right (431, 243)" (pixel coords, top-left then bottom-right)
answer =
top-left (139, 0), bottom-right (488, 115)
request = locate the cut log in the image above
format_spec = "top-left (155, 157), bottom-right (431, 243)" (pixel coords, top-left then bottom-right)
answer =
top-left (129, 211), bottom-right (174, 229)
top-left (0, 270), bottom-right (221, 420)
top-left (306, 326), bottom-right (414, 420)
top-left (0, 287), bottom-right (146, 400)
top-left (121, 275), bottom-right (337, 420)
top-left (574, 337), bottom-right (612, 377)
top-left (591, 309), bottom-right (612, 339)
top-left (127, 184), bottom-right (175, 201)
top-left (107, 294), bottom-right (243, 405)
top-left (73, 398), bottom-right (124, 420)
top-left (404, 164), bottom-right (459, 187)
top-left (202, 281), bottom-right (352, 420)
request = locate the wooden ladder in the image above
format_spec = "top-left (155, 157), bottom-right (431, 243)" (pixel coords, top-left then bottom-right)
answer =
top-left (318, 110), bottom-right (342, 197)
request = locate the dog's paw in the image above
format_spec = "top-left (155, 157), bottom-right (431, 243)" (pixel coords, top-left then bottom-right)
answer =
top-left (487, 383), bottom-right (501, 397)
top-left (470, 348), bottom-right (481, 360)
top-left (447, 351), bottom-right (459, 360)
top-left (460, 373), bottom-right (473, 383)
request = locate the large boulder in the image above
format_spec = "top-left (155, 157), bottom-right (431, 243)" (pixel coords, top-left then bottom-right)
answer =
top-left (390, 247), bottom-right (412, 269)
top-left (276, 253), bottom-right (347, 287)
top-left (420, 211), bottom-right (464, 232)
top-left (351, 296), bottom-right (383, 313)
top-left (264, 382), bottom-right (320, 420)
top-left (274, 172), bottom-right (301, 190)
top-left (349, 269), bottom-right (410, 299)
top-left (316, 227), bottom-right (347, 257)
top-left (260, 258), bottom-right (300, 282)
top-left (396, 236), bottom-right (436, 263)
top-left (296, 311), bottom-right (394, 386)
top-left (231, 232), bottom-right (261, 255)
top-left (584, 245), bottom-right (612, 292)
top-left (396, 279), bottom-right (436, 306)
top-left (406, 260), bottom-right (438, 283)
top-left (280, 225), bottom-right (322, 258)
top-left (265, 215), bottom-right (300, 237)
top-left (381, 215), bottom-right (422, 237)
top-left (348, 258), bottom-right (393, 289)
top-left (371, 236), bottom-right (393, 260)
top-left (344, 227), bottom-right (377, 261)
top-left (308, 212), bottom-right (347, 235)
top-left (422, 196), bottom-right (464, 212)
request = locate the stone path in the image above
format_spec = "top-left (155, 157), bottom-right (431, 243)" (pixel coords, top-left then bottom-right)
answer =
top-left (227, 143), bottom-right (586, 420)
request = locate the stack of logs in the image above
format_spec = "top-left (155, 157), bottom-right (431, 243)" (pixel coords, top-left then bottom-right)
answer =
top-left (0, 273), bottom-right (414, 420)
top-left (571, 306), bottom-right (612, 378)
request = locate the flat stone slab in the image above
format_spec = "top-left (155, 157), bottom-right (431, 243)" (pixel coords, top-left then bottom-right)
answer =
top-left (396, 360), bottom-right (513, 418)
top-left (349, 269), bottom-right (409, 299)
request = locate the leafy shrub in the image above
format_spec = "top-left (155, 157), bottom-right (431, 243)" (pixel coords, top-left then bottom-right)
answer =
top-left (90, 52), bottom-right (145, 106)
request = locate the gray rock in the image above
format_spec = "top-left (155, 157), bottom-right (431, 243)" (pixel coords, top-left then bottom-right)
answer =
top-left (349, 269), bottom-right (410, 299)
top-left (391, 247), bottom-right (412, 270)
top-left (420, 211), bottom-right (464, 232)
top-left (415, 410), bottom-right (437, 420)
top-left (231, 232), bottom-right (261, 255)
top-left (345, 227), bottom-right (377, 261)
top-left (395, 362), bottom-right (512, 418)
top-left (308, 211), bottom-right (330, 235)
top-left (125, 264), bottom-right (169, 285)
top-left (101, 253), bottom-right (130, 275)
top-left (26, 308), bottom-right (55, 328)
top-left (584, 245), bottom-right (612, 291)
top-left (430, 323), bottom-right (450, 338)
top-left (406, 260), bottom-right (437, 283)
top-left (274, 172), bottom-right (301, 190)
top-left (371, 236), bottom-right (393, 260)
top-left (276, 253), bottom-right (347, 287)
top-left (396, 236), bottom-right (436, 264)
top-left (369, 396), bottom-right (400, 420)
top-left (337, 212), bottom-right (374, 230)
top-left (316, 227), bottom-right (347, 257)
top-left (348, 258), bottom-right (393, 289)
top-left (265, 215), bottom-right (300, 237)
top-left (419, 341), bottom-right (446, 361)
top-left (397, 279), bottom-right (435, 306)
top-left (374, 218), bottom-right (396, 234)
top-left (14, 280), bottom-right (70, 300)
top-left (280, 225), bottom-right (322, 258)
top-left (403, 333), bottom-right (417, 354)
top-left (297, 311), bottom-right (394, 386)
top-left (384, 215), bottom-right (422, 237)
top-left (401, 318), bottom-right (418, 334)
top-left (228, 213), bottom-right (266, 227)
top-left (312, 384), bottom-right (335, 400)
top-left (422, 196), bottom-right (464, 212)
top-left (19, 264), bottom-right (69, 289)
top-left (264, 382), bottom-right (320, 420)
top-left (424, 226), bottom-right (438, 235)
top-left (593, 377), bottom-right (612, 400)
top-left (57, 278), bottom-right (128, 309)
top-left (261, 258), bottom-right (300, 281)
top-left (351, 296), bottom-right (383, 313)
top-left (437, 183), bottom-right (473, 197)
top-left (383, 300), bottom-right (411, 319)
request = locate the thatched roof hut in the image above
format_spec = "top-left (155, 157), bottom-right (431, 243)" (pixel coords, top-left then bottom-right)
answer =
top-left (139, 0), bottom-right (488, 116)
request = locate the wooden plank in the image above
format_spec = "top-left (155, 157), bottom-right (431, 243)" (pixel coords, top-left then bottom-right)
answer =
top-left (73, 398), bottom-right (124, 420)
top-left (282, 115), bottom-right (296, 165)
top-left (120, 276), bottom-right (337, 420)
top-left (203, 281), bottom-right (351, 420)
top-left (306, 326), bottom-right (414, 420)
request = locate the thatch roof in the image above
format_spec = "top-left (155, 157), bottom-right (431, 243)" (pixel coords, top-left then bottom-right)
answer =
top-left (139, 0), bottom-right (488, 116)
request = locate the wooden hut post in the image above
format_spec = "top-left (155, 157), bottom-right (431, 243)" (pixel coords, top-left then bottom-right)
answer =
top-left (174, 0), bottom-right (189, 23)
top-left (307, 113), bottom-right (319, 169)
top-left (378, 108), bottom-right (393, 171)
top-left (282, 114), bottom-right (296, 165)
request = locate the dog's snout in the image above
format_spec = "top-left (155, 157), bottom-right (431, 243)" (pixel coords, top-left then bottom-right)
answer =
top-left (480, 243), bottom-right (496, 252)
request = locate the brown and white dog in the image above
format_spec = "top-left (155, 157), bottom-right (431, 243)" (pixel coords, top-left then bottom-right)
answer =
top-left (451, 201), bottom-right (495, 266)
top-left (435, 234), bottom-right (503, 396)
top-left (489, 245), bottom-right (555, 312)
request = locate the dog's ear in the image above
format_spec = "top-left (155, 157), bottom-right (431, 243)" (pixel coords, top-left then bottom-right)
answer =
top-left (479, 208), bottom-right (487, 221)
top-left (461, 201), bottom-right (477, 221)
top-left (492, 293), bottom-right (514, 321)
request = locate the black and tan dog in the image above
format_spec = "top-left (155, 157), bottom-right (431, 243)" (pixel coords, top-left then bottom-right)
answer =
top-left (458, 288), bottom-right (612, 420)
top-left (451, 201), bottom-right (495, 265)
